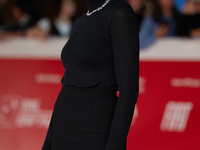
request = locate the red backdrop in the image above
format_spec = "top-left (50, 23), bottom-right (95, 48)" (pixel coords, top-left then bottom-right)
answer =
top-left (0, 38), bottom-right (199, 150)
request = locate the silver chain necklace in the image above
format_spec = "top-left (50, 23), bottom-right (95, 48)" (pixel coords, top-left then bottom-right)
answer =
top-left (86, 0), bottom-right (111, 16)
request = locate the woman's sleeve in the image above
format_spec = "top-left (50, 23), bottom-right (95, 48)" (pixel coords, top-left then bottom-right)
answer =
top-left (104, 3), bottom-right (139, 150)
top-left (41, 110), bottom-right (54, 150)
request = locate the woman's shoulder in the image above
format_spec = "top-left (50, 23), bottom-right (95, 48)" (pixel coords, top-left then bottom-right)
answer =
top-left (107, 0), bottom-right (139, 32)
top-left (105, 0), bottom-right (137, 23)
top-left (110, 0), bottom-right (135, 14)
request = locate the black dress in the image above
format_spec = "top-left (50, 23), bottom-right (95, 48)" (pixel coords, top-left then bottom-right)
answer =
top-left (42, 0), bottom-right (139, 149)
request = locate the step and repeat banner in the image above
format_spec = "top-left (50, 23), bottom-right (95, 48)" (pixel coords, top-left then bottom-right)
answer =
top-left (0, 37), bottom-right (199, 150)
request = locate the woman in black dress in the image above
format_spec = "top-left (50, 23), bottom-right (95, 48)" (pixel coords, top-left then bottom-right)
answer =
top-left (42, 0), bottom-right (139, 149)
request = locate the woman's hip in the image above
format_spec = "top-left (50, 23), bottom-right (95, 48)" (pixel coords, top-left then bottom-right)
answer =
top-left (51, 84), bottom-right (118, 143)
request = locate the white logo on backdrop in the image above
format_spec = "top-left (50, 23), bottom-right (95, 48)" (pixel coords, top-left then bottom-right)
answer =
top-left (0, 94), bottom-right (52, 129)
top-left (171, 78), bottom-right (200, 88)
top-left (131, 104), bottom-right (139, 126)
top-left (160, 101), bottom-right (193, 132)
top-left (35, 73), bottom-right (62, 84)
top-left (139, 77), bottom-right (146, 94)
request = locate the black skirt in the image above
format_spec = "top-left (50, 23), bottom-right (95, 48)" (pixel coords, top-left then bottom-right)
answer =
top-left (43, 84), bottom-right (118, 150)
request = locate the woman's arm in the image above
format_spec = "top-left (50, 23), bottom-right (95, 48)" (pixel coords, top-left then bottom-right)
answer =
top-left (105, 2), bottom-right (139, 150)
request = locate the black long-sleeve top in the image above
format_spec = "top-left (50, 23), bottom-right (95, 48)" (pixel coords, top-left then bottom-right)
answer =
top-left (42, 0), bottom-right (139, 149)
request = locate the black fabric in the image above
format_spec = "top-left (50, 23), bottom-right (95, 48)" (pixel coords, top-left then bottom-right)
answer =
top-left (42, 0), bottom-right (139, 149)
top-left (42, 85), bottom-right (118, 150)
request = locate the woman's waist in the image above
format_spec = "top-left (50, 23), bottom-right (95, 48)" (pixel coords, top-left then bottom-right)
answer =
top-left (58, 83), bottom-right (118, 100)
